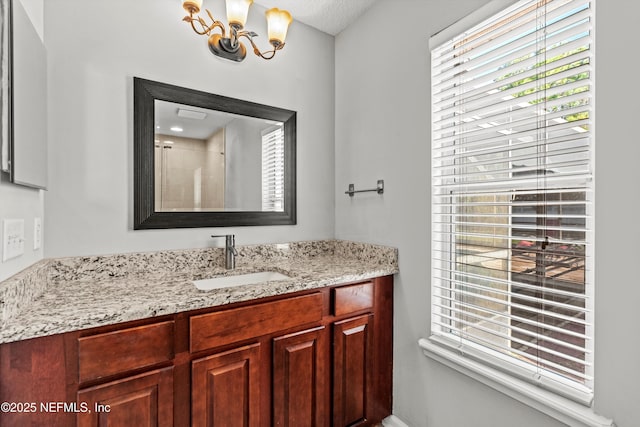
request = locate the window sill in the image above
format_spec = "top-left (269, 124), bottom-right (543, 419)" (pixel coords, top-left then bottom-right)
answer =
top-left (419, 337), bottom-right (614, 427)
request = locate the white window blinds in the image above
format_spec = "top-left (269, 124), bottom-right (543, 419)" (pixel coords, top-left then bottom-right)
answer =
top-left (261, 126), bottom-right (285, 212)
top-left (430, 0), bottom-right (594, 404)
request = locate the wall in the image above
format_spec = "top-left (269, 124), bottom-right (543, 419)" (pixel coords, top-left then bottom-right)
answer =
top-left (335, 0), bottom-right (639, 426)
top-left (43, 0), bottom-right (335, 257)
top-left (225, 118), bottom-right (262, 210)
top-left (0, 0), bottom-right (44, 282)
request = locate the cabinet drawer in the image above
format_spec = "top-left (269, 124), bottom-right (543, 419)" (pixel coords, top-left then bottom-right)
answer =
top-left (78, 321), bottom-right (174, 383)
top-left (332, 282), bottom-right (374, 316)
top-left (190, 293), bottom-right (323, 353)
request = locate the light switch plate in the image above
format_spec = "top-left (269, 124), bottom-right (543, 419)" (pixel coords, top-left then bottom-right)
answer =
top-left (2, 219), bottom-right (25, 262)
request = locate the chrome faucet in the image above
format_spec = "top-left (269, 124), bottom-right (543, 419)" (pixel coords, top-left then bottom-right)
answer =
top-left (211, 234), bottom-right (238, 269)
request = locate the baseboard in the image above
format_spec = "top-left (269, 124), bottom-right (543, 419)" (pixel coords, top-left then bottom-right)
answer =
top-left (382, 415), bottom-right (410, 427)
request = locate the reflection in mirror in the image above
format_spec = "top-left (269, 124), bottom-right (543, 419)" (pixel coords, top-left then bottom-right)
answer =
top-left (133, 77), bottom-right (296, 229)
top-left (154, 101), bottom-right (284, 213)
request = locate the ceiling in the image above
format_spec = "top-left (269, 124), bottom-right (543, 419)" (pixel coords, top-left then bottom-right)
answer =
top-left (253, 0), bottom-right (378, 36)
top-left (155, 100), bottom-right (280, 140)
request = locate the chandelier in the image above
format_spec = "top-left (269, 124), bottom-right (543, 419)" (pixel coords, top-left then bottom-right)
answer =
top-left (182, 0), bottom-right (293, 62)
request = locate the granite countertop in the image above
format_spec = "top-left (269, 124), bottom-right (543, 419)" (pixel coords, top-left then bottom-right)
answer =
top-left (0, 240), bottom-right (398, 344)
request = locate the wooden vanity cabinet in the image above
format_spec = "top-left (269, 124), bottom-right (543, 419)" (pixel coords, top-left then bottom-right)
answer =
top-left (333, 314), bottom-right (373, 427)
top-left (330, 279), bottom-right (394, 427)
top-left (272, 325), bottom-right (329, 426)
top-left (77, 367), bottom-right (174, 427)
top-left (0, 275), bottom-right (393, 427)
top-left (189, 292), bottom-right (328, 427)
top-left (191, 343), bottom-right (262, 427)
top-left (74, 321), bottom-right (176, 427)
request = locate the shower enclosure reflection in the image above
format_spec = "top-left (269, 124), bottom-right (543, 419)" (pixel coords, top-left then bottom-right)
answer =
top-left (154, 100), bottom-right (284, 212)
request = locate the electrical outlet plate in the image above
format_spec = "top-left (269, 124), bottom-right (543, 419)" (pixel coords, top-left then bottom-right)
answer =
top-left (34, 217), bottom-right (42, 250)
top-left (2, 219), bottom-right (25, 262)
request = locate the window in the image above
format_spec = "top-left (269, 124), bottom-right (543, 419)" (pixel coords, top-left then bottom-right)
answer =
top-left (429, 0), bottom-right (594, 404)
top-left (261, 126), bottom-right (285, 211)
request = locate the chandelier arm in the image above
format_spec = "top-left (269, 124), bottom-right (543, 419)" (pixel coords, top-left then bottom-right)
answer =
top-left (183, 11), bottom-right (226, 37)
top-left (238, 33), bottom-right (285, 60)
top-left (205, 9), bottom-right (227, 35)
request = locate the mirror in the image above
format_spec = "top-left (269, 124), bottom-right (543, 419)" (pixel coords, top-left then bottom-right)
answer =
top-left (0, 0), bottom-right (48, 189)
top-left (134, 77), bottom-right (296, 229)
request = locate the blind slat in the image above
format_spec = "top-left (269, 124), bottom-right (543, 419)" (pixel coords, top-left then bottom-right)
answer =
top-left (433, 308), bottom-right (591, 362)
top-left (433, 0), bottom-right (590, 79)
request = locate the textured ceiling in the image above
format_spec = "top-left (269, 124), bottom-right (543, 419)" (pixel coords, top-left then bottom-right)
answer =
top-left (253, 0), bottom-right (378, 36)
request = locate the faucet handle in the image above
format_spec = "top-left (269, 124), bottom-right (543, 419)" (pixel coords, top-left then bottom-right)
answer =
top-left (211, 234), bottom-right (236, 250)
top-left (211, 234), bottom-right (235, 243)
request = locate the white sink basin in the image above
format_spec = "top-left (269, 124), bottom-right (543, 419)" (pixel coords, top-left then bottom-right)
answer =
top-left (192, 271), bottom-right (291, 291)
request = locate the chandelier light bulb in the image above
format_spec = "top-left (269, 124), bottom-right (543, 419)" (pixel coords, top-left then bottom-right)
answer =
top-left (265, 8), bottom-right (292, 46)
top-left (225, 0), bottom-right (253, 28)
top-left (182, 0), bottom-right (203, 14)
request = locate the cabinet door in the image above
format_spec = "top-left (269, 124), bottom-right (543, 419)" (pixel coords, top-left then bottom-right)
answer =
top-left (191, 343), bottom-right (261, 427)
top-left (77, 367), bottom-right (174, 427)
top-left (272, 326), bottom-right (328, 427)
top-left (333, 314), bottom-right (373, 427)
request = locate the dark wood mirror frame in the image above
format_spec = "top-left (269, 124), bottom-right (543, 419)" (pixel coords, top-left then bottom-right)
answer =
top-left (133, 77), bottom-right (296, 229)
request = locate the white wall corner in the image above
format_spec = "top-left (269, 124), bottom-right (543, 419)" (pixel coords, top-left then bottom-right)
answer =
top-left (383, 415), bottom-right (410, 427)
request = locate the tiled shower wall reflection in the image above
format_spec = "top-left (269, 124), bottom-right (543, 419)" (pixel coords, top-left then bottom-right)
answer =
top-left (154, 132), bottom-right (225, 211)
